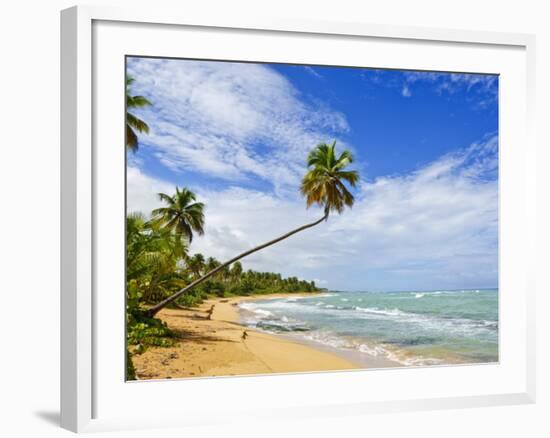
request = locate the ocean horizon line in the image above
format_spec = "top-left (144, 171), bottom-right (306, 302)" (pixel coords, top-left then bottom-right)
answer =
top-left (321, 287), bottom-right (499, 294)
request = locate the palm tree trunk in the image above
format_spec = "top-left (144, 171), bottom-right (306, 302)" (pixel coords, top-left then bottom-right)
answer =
top-left (145, 213), bottom-right (328, 318)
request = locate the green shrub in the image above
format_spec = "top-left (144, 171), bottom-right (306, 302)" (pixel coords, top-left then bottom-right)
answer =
top-left (200, 280), bottom-right (226, 297)
top-left (126, 348), bottom-right (137, 380)
top-left (239, 279), bottom-right (254, 295)
top-left (127, 307), bottom-right (176, 353)
top-left (176, 293), bottom-right (203, 307)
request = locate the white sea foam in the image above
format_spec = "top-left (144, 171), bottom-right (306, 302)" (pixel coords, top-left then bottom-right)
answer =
top-left (238, 302), bottom-right (254, 311)
top-left (253, 309), bottom-right (273, 317)
top-left (354, 306), bottom-right (405, 317)
top-left (301, 331), bottom-right (352, 351)
top-left (300, 330), bottom-right (440, 366)
top-left (239, 290), bottom-right (498, 366)
top-left (239, 302), bottom-right (273, 318)
top-left (358, 343), bottom-right (387, 357)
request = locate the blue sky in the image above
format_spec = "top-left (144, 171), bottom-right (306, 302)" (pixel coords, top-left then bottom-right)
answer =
top-left (126, 57), bottom-right (498, 292)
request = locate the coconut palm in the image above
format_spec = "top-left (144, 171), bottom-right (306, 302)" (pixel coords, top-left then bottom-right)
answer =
top-left (126, 76), bottom-right (151, 153)
top-left (205, 256), bottom-right (221, 273)
top-left (300, 141), bottom-right (359, 215)
top-left (205, 256), bottom-right (227, 281)
top-left (126, 213), bottom-right (188, 303)
top-left (187, 253), bottom-right (205, 279)
top-left (218, 265), bottom-right (231, 283)
top-left (230, 261), bottom-right (243, 280)
top-left (145, 141), bottom-right (358, 317)
top-left (150, 187), bottom-right (205, 244)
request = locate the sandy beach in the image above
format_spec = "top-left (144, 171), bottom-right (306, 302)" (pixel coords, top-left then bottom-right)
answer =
top-left (132, 293), bottom-right (400, 380)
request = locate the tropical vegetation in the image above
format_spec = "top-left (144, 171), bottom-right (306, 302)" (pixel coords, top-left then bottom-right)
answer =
top-left (124, 76), bottom-right (359, 379)
top-left (125, 205), bottom-right (320, 377)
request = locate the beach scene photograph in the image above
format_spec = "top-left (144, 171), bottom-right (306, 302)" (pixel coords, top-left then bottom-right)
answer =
top-left (125, 56), bottom-right (499, 380)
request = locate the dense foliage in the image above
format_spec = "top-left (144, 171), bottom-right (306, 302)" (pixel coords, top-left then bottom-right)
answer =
top-left (176, 266), bottom-right (319, 307)
top-left (126, 208), bottom-right (319, 379)
top-left (126, 211), bottom-right (319, 310)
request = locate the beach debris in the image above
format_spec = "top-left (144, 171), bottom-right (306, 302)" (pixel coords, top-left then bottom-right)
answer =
top-left (241, 330), bottom-right (248, 341)
top-left (206, 304), bottom-right (215, 320)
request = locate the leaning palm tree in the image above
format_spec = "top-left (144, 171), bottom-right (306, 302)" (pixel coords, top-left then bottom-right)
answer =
top-left (126, 76), bottom-right (151, 153)
top-left (145, 141), bottom-right (358, 317)
top-left (150, 187), bottom-right (205, 243)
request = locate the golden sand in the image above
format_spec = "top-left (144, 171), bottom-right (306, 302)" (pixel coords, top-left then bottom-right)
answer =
top-left (133, 294), bottom-right (371, 380)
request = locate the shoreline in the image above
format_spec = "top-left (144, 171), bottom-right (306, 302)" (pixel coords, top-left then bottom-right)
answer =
top-left (233, 293), bottom-right (402, 369)
top-left (133, 292), bottom-right (398, 380)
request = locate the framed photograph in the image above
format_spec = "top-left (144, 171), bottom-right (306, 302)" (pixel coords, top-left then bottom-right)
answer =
top-left (61, 5), bottom-right (536, 432)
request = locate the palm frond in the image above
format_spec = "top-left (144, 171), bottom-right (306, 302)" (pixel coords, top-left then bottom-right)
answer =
top-left (128, 95), bottom-right (152, 108)
top-left (157, 193), bottom-right (175, 205)
top-left (125, 76), bottom-right (151, 152)
top-left (126, 125), bottom-right (138, 152)
top-left (127, 112), bottom-right (150, 134)
top-left (334, 170), bottom-right (359, 186)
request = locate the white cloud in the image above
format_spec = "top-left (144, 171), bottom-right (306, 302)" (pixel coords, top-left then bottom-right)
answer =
top-left (404, 71), bottom-right (498, 107)
top-left (128, 135), bottom-right (498, 291)
top-left (126, 166), bottom-right (173, 216)
top-left (127, 58), bottom-right (349, 196)
top-left (405, 71), bottom-right (497, 93)
top-left (362, 69), bottom-right (498, 108)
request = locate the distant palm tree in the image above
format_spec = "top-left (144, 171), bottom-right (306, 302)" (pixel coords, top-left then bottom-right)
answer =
top-left (150, 187), bottom-right (205, 243)
top-left (126, 76), bottom-right (151, 153)
top-left (205, 256), bottom-right (221, 273)
top-left (145, 141), bottom-right (358, 317)
top-left (230, 261), bottom-right (243, 280)
top-left (187, 253), bottom-right (205, 279)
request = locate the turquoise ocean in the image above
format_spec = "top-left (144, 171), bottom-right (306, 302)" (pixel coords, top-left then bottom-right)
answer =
top-left (238, 289), bottom-right (498, 366)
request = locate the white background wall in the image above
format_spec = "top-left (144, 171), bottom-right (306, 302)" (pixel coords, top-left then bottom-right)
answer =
top-left (0, 1), bottom-right (547, 437)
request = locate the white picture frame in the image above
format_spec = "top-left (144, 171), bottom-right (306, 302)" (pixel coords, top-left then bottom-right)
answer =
top-left (60, 4), bottom-right (537, 433)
